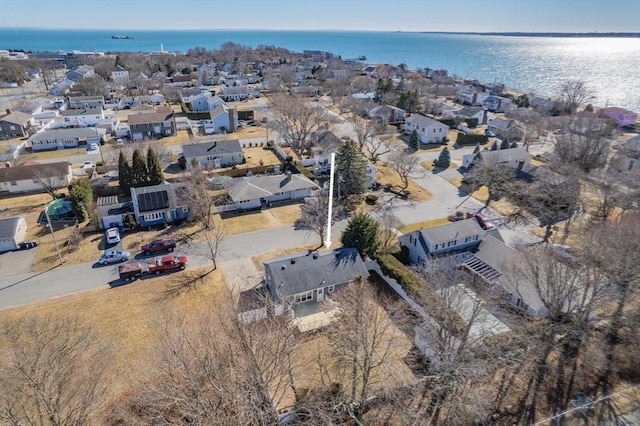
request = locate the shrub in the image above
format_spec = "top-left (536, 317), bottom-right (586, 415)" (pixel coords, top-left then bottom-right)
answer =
top-left (456, 133), bottom-right (489, 146)
top-left (365, 194), bottom-right (378, 205)
top-left (375, 252), bottom-right (422, 293)
top-left (467, 117), bottom-right (479, 128)
top-left (95, 161), bottom-right (104, 167)
top-left (294, 163), bottom-right (316, 181)
top-left (439, 118), bottom-right (456, 128)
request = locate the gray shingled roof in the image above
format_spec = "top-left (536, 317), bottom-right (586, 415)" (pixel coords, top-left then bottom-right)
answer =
top-left (264, 248), bottom-right (369, 296)
top-left (29, 127), bottom-right (104, 143)
top-left (0, 161), bottom-right (70, 183)
top-left (182, 140), bottom-right (242, 158)
top-left (419, 218), bottom-right (484, 246)
top-left (480, 147), bottom-right (530, 164)
top-left (407, 114), bottom-right (445, 128)
top-left (226, 174), bottom-right (319, 202)
top-left (0, 216), bottom-right (22, 240)
top-left (1, 111), bottom-right (32, 125)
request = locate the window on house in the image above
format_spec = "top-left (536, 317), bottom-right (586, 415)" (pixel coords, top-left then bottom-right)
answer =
top-left (143, 212), bottom-right (163, 221)
top-left (9, 125), bottom-right (16, 130)
top-left (10, 181), bottom-right (17, 186)
top-left (294, 290), bottom-right (314, 303)
top-left (327, 285), bottom-right (335, 294)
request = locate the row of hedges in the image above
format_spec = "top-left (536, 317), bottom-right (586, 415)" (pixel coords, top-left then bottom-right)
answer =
top-left (294, 162), bottom-right (317, 181)
top-left (456, 133), bottom-right (489, 145)
top-left (375, 252), bottom-right (422, 293)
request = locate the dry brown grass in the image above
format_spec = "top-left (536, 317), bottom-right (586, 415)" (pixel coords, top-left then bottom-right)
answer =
top-left (375, 163), bottom-right (432, 202)
top-left (153, 130), bottom-right (193, 147)
top-left (0, 266), bottom-right (227, 401)
top-left (18, 147), bottom-right (86, 162)
top-left (242, 146), bottom-right (280, 167)
top-left (213, 203), bottom-right (303, 237)
top-left (420, 160), bottom-right (459, 173)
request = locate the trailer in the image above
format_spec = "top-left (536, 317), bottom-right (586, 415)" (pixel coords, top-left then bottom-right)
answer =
top-left (118, 255), bottom-right (188, 281)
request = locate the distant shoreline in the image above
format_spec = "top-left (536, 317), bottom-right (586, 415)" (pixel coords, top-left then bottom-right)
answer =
top-left (415, 31), bottom-right (640, 38)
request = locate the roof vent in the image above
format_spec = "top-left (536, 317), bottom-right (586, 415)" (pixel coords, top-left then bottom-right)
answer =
top-left (281, 265), bottom-right (286, 270)
top-left (312, 252), bottom-right (319, 259)
top-left (290, 259), bottom-right (296, 264)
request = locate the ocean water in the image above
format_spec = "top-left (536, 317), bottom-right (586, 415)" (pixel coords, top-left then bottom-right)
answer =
top-left (1, 28), bottom-right (639, 112)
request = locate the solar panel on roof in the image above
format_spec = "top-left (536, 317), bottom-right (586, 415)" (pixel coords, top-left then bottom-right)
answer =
top-left (138, 190), bottom-right (169, 212)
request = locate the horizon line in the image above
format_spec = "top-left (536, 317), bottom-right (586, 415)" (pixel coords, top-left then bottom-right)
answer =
top-left (1, 27), bottom-right (639, 36)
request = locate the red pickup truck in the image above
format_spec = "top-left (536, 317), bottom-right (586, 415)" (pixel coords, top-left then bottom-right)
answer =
top-left (141, 239), bottom-right (176, 255)
top-left (118, 255), bottom-right (188, 281)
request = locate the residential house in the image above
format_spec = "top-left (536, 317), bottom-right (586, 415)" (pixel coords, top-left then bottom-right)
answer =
top-left (127, 106), bottom-right (176, 139)
top-left (29, 127), bottom-right (105, 151)
top-left (290, 85), bottom-right (320, 97)
top-left (169, 74), bottom-right (196, 87)
top-left (65, 65), bottom-right (95, 82)
top-left (182, 139), bottom-right (243, 169)
top-left (455, 86), bottom-right (491, 106)
top-left (399, 219), bottom-right (546, 317)
top-left (404, 114), bottom-right (449, 145)
top-left (529, 96), bottom-right (556, 112)
top-left (14, 100), bottom-right (43, 116)
top-left (96, 196), bottom-right (133, 230)
top-left (516, 162), bottom-right (567, 185)
top-left (181, 91), bottom-right (225, 112)
top-left (482, 95), bottom-right (513, 113)
top-left (130, 182), bottom-right (190, 227)
top-left (487, 117), bottom-right (514, 137)
top-left (456, 106), bottom-right (488, 125)
top-left (610, 135), bottom-right (640, 173)
top-left (599, 107), bottom-right (638, 128)
top-left (367, 105), bottom-right (406, 124)
top-left (226, 172), bottom-right (319, 210)
top-left (207, 104), bottom-right (238, 133)
top-left (68, 96), bottom-right (105, 109)
top-left (0, 111), bottom-right (34, 139)
top-left (221, 85), bottom-right (250, 102)
top-left (49, 80), bottom-right (74, 96)
top-left (462, 146), bottom-right (531, 169)
top-left (111, 65), bottom-right (130, 84)
top-left (0, 161), bottom-right (72, 195)
top-left (0, 216), bottom-right (28, 253)
top-left (61, 107), bottom-right (105, 127)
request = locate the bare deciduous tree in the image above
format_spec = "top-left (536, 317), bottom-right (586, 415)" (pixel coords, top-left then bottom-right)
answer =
top-left (347, 113), bottom-right (383, 151)
top-left (364, 133), bottom-right (395, 164)
top-left (552, 116), bottom-right (615, 173)
top-left (373, 206), bottom-right (402, 251)
top-left (294, 193), bottom-right (343, 248)
top-left (464, 156), bottom-right (514, 207)
top-left (267, 93), bottom-right (334, 157)
top-left (0, 316), bottom-right (112, 426)
top-left (33, 167), bottom-right (68, 200)
top-left (557, 80), bottom-right (595, 114)
top-left (387, 150), bottom-right (422, 191)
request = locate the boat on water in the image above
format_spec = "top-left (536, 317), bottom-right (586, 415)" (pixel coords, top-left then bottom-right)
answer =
top-left (111, 35), bottom-right (134, 40)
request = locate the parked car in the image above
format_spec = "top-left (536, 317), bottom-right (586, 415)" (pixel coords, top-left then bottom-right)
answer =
top-left (105, 227), bottom-right (121, 244)
top-left (141, 239), bottom-right (176, 255)
top-left (484, 129), bottom-right (496, 138)
top-left (83, 161), bottom-right (96, 170)
top-left (98, 250), bottom-right (130, 265)
top-left (87, 143), bottom-right (98, 151)
top-left (116, 138), bottom-right (124, 145)
top-left (17, 241), bottom-right (38, 250)
top-left (474, 213), bottom-right (496, 230)
top-left (118, 255), bottom-right (188, 281)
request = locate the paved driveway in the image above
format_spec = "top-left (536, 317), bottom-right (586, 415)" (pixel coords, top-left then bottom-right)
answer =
top-left (0, 248), bottom-right (38, 277)
top-left (220, 258), bottom-right (262, 297)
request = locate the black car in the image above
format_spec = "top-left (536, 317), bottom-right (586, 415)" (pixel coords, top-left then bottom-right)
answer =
top-left (18, 241), bottom-right (38, 250)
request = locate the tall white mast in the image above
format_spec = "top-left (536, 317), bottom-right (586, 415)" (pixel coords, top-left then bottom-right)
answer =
top-left (324, 153), bottom-right (335, 248)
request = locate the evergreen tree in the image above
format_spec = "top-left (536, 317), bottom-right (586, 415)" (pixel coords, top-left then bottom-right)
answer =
top-left (435, 146), bottom-right (451, 169)
top-left (473, 143), bottom-right (481, 154)
top-left (490, 141), bottom-right (499, 151)
top-left (341, 213), bottom-right (380, 259)
top-left (68, 178), bottom-right (93, 221)
top-left (500, 138), bottom-right (510, 150)
top-left (118, 151), bottom-right (132, 192)
top-left (409, 129), bottom-right (419, 151)
top-left (131, 149), bottom-right (148, 187)
top-left (336, 139), bottom-right (368, 196)
top-left (510, 141), bottom-right (518, 149)
top-left (146, 147), bottom-right (164, 185)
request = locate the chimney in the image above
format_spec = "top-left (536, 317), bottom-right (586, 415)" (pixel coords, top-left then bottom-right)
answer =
top-left (286, 170), bottom-right (292, 181)
top-left (5, 109), bottom-right (10, 115)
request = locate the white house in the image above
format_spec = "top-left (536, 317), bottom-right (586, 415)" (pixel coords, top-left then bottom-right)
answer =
top-left (111, 65), bottom-right (130, 84)
top-left (482, 95), bottom-right (513, 113)
top-left (206, 105), bottom-right (238, 133)
top-left (456, 106), bottom-right (488, 125)
top-left (0, 161), bottom-right (72, 194)
top-left (367, 105), bottom-right (406, 124)
top-left (462, 147), bottom-right (531, 169)
top-left (0, 216), bottom-right (28, 252)
top-left (404, 114), bottom-right (449, 145)
top-left (68, 96), bottom-right (105, 109)
top-left (29, 127), bottom-right (105, 151)
top-left (61, 107), bottom-right (105, 126)
top-left (221, 85), bottom-right (250, 102)
top-left (226, 172), bottom-right (319, 210)
top-left (182, 139), bottom-right (244, 169)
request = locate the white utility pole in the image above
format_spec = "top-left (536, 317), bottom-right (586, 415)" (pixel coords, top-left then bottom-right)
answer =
top-left (45, 204), bottom-right (63, 265)
top-left (324, 153), bottom-right (336, 248)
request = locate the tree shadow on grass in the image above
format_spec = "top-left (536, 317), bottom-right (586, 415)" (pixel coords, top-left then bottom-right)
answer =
top-left (155, 268), bottom-right (216, 301)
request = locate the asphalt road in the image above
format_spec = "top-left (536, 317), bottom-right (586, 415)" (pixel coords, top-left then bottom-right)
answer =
top-left (0, 221), bottom-right (347, 309)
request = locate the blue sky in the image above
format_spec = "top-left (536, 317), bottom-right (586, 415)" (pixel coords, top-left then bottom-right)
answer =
top-left (0, 0), bottom-right (639, 32)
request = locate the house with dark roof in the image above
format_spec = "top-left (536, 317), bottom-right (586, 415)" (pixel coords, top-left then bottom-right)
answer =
top-left (367, 105), bottom-right (406, 124)
top-left (111, 65), bottom-right (130, 84)
top-left (65, 65), bottom-right (94, 82)
top-left (404, 114), bottom-right (449, 145)
top-left (399, 219), bottom-right (546, 317)
top-left (482, 95), bottom-right (513, 113)
top-left (61, 107), bottom-right (105, 126)
top-left (0, 216), bottom-right (28, 253)
top-left (29, 127), bottom-right (105, 151)
top-left (182, 139), bottom-right (243, 169)
top-left (130, 182), bottom-right (189, 227)
top-left (0, 161), bottom-right (72, 194)
top-left (456, 106), bottom-right (488, 125)
top-left (127, 107), bottom-right (176, 140)
top-left (0, 111), bottom-right (34, 139)
top-left (225, 172), bottom-right (319, 210)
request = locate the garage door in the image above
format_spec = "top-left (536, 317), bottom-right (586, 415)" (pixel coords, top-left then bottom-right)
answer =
top-left (131, 133), bottom-right (143, 140)
top-left (0, 238), bottom-right (17, 252)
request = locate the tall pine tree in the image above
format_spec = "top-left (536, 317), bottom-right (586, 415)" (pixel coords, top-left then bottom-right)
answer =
top-left (409, 129), bottom-right (419, 151)
top-left (336, 139), bottom-right (368, 197)
top-left (500, 138), bottom-right (510, 150)
top-left (341, 213), bottom-right (380, 259)
top-left (131, 149), bottom-right (148, 187)
top-left (435, 146), bottom-right (451, 169)
top-left (118, 151), bottom-right (132, 193)
top-left (146, 147), bottom-right (164, 185)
